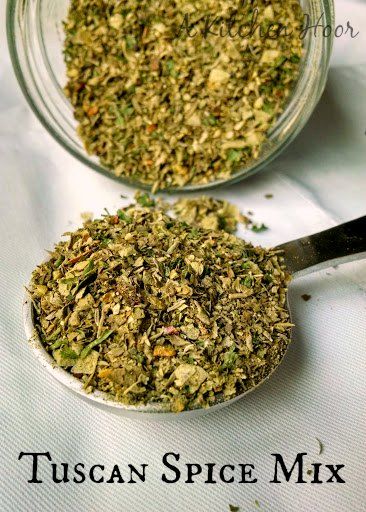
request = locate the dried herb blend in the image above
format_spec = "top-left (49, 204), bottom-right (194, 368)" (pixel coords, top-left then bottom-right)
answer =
top-left (172, 196), bottom-right (247, 233)
top-left (64, 1), bottom-right (304, 190)
top-left (29, 203), bottom-right (292, 411)
top-left (135, 192), bottom-right (265, 234)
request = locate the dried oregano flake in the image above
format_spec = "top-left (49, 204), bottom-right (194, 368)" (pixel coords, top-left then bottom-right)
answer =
top-left (63, 0), bottom-right (304, 190)
top-left (30, 202), bottom-right (292, 411)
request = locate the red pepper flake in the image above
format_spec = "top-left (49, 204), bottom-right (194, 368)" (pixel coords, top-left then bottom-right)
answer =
top-left (87, 105), bottom-right (99, 116)
top-left (109, 215), bottom-right (119, 225)
top-left (150, 57), bottom-right (160, 72)
top-left (66, 249), bottom-right (93, 265)
top-left (146, 124), bottom-right (157, 134)
top-left (164, 326), bottom-right (179, 335)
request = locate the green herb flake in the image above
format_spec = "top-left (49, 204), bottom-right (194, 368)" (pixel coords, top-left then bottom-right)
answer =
top-left (82, 259), bottom-right (94, 276)
top-left (227, 149), bottom-right (243, 163)
top-left (101, 237), bottom-right (112, 247)
top-left (121, 105), bottom-right (134, 117)
top-left (251, 223), bottom-right (268, 233)
top-left (125, 35), bottom-right (137, 50)
top-left (54, 255), bottom-right (64, 268)
top-left (274, 55), bottom-right (287, 68)
top-left (203, 114), bottom-right (218, 126)
top-left (243, 276), bottom-right (252, 287)
top-left (262, 102), bottom-right (274, 114)
top-left (135, 192), bottom-right (156, 207)
top-left (222, 346), bottom-right (238, 370)
top-left (80, 330), bottom-right (114, 359)
top-left (290, 54), bottom-right (301, 64)
top-left (117, 209), bottom-right (131, 223)
top-left (50, 339), bottom-right (65, 350)
top-left (60, 347), bottom-right (78, 360)
top-left (241, 262), bottom-right (251, 269)
top-left (166, 59), bottom-right (177, 77)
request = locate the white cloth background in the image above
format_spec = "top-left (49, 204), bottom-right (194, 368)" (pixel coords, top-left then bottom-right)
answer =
top-left (1, 1), bottom-right (365, 511)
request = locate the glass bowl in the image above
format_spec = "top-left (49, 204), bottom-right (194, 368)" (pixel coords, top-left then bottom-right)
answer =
top-left (7, 0), bottom-right (334, 192)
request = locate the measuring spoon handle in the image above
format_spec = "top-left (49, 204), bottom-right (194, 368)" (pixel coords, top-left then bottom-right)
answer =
top-left (277, 216), bottom-right (366, 277)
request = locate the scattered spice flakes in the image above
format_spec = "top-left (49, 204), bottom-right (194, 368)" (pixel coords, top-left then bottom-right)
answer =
top-left (316, 438), bottom-right (324, 455)
top-left (136, 193), bottom-right (266, 234)
top-left (29, 203), bottom-right (292, 411)
top-left (172, 196), bottom-right (249, 233)
top-left (301, 294), bottom-right (312, 302)
top-left (63, 1), bottom-right (304, 190)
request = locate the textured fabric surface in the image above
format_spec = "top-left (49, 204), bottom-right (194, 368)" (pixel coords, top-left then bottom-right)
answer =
top-left (1, 2), bottom-right (366, 511)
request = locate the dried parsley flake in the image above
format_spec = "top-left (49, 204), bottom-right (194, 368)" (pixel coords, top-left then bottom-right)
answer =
top-left (63, 1), bottom-right (304, 190)
top-left (30, 202), bottom-right (292, 411)
top-left (251, 223), bottom-right (268, 233)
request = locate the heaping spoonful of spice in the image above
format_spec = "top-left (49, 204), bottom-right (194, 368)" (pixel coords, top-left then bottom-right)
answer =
top-left (23, 207), bottom-right (366, 419)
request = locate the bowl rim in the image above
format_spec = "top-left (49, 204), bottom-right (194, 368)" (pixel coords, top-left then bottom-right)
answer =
top-left (6, 0), bottom-right (334, 193)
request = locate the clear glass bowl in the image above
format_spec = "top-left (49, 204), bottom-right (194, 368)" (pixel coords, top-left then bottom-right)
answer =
top-left (7, 0), bottom-right (334, 191)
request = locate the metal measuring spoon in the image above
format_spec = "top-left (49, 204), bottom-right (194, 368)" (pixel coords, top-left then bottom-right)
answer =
top-left (278, 216), bottom-right (366, 277)
top-left (23, 216), bottom-right (366, 420)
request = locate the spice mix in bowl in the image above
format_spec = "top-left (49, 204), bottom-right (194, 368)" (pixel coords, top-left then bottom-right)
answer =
top-left (64, 0), bottom-right (304, 190)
